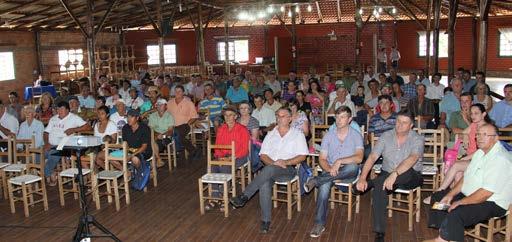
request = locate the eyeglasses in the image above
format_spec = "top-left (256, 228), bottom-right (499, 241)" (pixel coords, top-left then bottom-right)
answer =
top-left (476, 133), bottom-right (497, 138)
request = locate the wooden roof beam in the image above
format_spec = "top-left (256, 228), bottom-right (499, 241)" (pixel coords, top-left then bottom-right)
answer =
top-left (315, 1), bottom-right (323, 23)
top-left (0, 0), bottom-right (46, 16)
top-left (42, 2), bottom-right (118, 29)
top-left (336, 0), bottom-right (342, 22)
top-left (189, 0), bottom-right (223, 10)
top-left (394, 0), bottom-right (426, 30)
top-left (95, 0), bottom-right (120, 35)
top-left (59, 0), bottom-right (88, 37)
top-left (138, 0), bottom-right (162, 36)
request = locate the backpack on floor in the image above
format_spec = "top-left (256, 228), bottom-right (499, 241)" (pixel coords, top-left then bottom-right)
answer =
top-left (298, 161), bottom-right (313, 196)
top-left (131, 160), bottom-right (151, 191)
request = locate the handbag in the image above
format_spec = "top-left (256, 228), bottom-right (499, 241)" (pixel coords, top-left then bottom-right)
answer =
top-left (443, 138), bottom-right (461, 174)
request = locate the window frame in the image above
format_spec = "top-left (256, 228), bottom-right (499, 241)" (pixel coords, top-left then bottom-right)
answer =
top-left (416, 31), bottom-right (449, 58)
top-left (58, 49), bottom-right (85, 73)
top-left (498, 28), bottom-right (512, 58)
top-left (0, 51), bottom-right (16, 81)
top-left (216, 39), bottom-right (249, 63)
top-left (146, 43), bottom-right (178, 66)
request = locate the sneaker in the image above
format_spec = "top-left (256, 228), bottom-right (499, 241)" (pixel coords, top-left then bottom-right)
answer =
top-left (423, 196), bottom-right (432, 205)
top-left (229, 195), bottom-right (248, 208)
top-left (260, 221), bottom-right (271, 234)
top-left (303, 177), bottom-right (317, 193)
top-left (309, 224), bottom-right (325, 238)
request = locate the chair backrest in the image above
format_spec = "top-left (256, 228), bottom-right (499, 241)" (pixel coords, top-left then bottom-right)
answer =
top-left (311, 124), bottom-right (330, 147)
top-left (0, 136), bottom-right (13, 164)
top-left (27, 148), bottom-right (45, 177)
top-left (207, 141), bottom-right (235, 178)
top-left (418, 129), bottom-right (441, 167)
top-left (498, 128), bottom-right (512, 142)
top-left (13, 136), bottom-right (35, 164)
top-left (369, 132), bottom-right (379, 149)
top-left (104, 141), bottom-right (129, 172)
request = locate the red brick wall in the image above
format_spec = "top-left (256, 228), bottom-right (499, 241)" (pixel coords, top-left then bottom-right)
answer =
top-left (396, 16), bottom-right (512, 74)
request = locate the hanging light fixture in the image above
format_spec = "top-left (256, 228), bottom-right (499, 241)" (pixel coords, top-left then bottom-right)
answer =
top-left (307, 4), bottom-right (312, 12)
top-left (280, 5), bottom-right (285, 12)
top-left (267, 5), bottom-right (274, 13)
top-left (295, 5), bottom-right (300, 13)
top-left (392, 7), bottom-right (397, 14)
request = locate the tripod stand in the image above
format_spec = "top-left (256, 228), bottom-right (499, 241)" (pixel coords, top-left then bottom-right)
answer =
top-left (65, 146), bottom-right (121, 242)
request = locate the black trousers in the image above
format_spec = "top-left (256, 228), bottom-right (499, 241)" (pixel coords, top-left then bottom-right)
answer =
top-left (370, 168), bottom-right (423, 233)
top-left (175, 124), bottom-right (195, 155)
top-left (428, 189), bottom-right (506, 242)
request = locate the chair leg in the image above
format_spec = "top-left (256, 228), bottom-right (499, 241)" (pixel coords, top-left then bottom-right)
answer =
top-left (296, 181), bottom-right (301, 212)
top-left (408, 193), bottom-right (413, 231)
top-left (355, 195), bottom-right (360, 213)
top-left (330, 187), bottom-right (335, 210)
top-left (474, 224), bottom-right (481, 242)
top-left (388, 195), bottom-right (393, 218)
top-left (8, 182), bottom-right (15, 214)
top-left (167, 145), bottom-right (172, 172)
top-left (199, 179), bottom-right (205, 215)
top-left (21, 183), bottom-right (29, 217)
top-left (27, 183), bottom-right (34, 206)
top-left (58, 175), bottom-right (65, 206)
top-left (273, 184), bottom-right (278, 208)
top-left (41, 180), bottom-right (48, 211)
top-left (124, 174), bottom-right (130, 205)
top-left (151, 158), bottom-right (157, 187)
top-left (106, 180), bottom-right (112, 203)
top-left (287, 182), bottom-right (292, 220)
top-left (416, 189), bottom-right (421, 223)
top-left (113, 179), bottom-right (120, 211)
top-left (94, 180), bottom-right (101, 210)
top-left (223, 181), bottom-right (229, 218)
top-left (1, 170), bottom-right (7, 199)
top-left (348, 184), bottom-right (353, 222)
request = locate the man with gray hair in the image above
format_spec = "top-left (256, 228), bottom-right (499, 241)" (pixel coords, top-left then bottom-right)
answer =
top-left (230, 107), bottom-right (309, 234)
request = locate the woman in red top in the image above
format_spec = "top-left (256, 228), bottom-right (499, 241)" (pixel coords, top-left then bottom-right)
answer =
top-left (35, 92), bottom-right (55, 126)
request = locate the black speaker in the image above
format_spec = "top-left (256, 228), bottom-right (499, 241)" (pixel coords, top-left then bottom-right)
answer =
top-left (162, 18), bottom-right (174, 36)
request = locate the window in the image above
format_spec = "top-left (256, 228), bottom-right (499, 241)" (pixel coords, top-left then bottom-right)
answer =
top-left (418, 31), bottom-right (448, 58)
top-left (498, 28), bottom-right (512, 57)
top-left (0, 52), bottom-right (15, 81)
top-left (146, 44), bottom-right (177, 65)
top-left (217, 40), bottom-right (249, 62)
top-left (58, 49), bottom-right (84, 72)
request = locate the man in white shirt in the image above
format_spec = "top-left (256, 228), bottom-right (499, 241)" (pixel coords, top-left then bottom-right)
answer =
top-left (377, 47), bottom-right (387, 73)
top-left (263, 89), bottom-right (282, 112)
top-left (43, 101), bottom-right (91, 185)
top-left (0, 100), bottom-right (19, 140)
top-left (110, 99), bottom-right (128, 133)
top-left (252, 95), bottom-right (276, 129)
top-left (230, 107), bottom-right (309, 234)
top-left (363, 65), bottom-right (378, 84)
top-left (390, 46), bottom-right (401, 70)
top-left (265, 72), bottom-right (282, 95)
top-left (416, 69), bottom-right (430, 86)
top-left (327, 83), bottom-right (356, 117)
top-left (426, 73), bottom-right (446, 101)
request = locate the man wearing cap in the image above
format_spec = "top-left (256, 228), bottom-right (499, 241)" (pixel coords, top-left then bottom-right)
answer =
top-left (120, 109), bottom-right (152, 170)
top-left (44, 101), bottom-right (92, 185)
top-left (140, 85), bottom-right (160, 117)
top-left (68, 95), bottom-right (95, 121)
top-left (327, 82), bottom-right (356, 117)
top-left (364, 83), bottom-right (401, 114)
top-left (167, 85), bottom-right (199, 160)
top-left (110, 99), bottom-right (128, 134)
top-left (148, 99), bottom-right (175, 167)
top-left (199, 83), bottom-right (226, 129)
top-left (125, 87), bottom-right (144, 111)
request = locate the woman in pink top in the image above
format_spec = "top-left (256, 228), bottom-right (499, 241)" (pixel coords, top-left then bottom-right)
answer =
top-left (424, 103), bottom-right (493, 204)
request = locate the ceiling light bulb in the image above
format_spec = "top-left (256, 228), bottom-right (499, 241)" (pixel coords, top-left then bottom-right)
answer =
top-left (375, 12), bottom-right (380, 18)
top-left (248, 15), bottom-right (255, 21)
top-left (378, 7), bottom-right (383, 13)
top-left (295, 6), bottom-right (300, 13)
top-left (288, 10), bottom-right (292, 17)
top-left (307, 4), bottom-right (312, 12)
top-left (238, 11), bottom-right (247, 20)
top-left (280, 5), bottom-right (285, 12)
top-left (358, 8), bottom-right (363, 15)
top-left (258, 11), bottom-right (266, 19)
top-left (392, 7), bottom-right (397, 14)
top-left (267, 5), bottom-right (274, 13)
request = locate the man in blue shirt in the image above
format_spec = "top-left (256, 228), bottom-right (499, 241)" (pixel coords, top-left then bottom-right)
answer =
top-left (439, 78), bottom-right (463, 128)
top-left (489, 84), bottom-right (512, 128)
top-left (77, 85), bottom-right (95, 109)
top-left (304, 105), bottom-right (363, 237)
top-left (226, 76), bottom-right (249, 104)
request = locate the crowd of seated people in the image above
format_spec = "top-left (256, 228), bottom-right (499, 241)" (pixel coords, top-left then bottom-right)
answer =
top-left (1, 66), bottom-right (511, 241)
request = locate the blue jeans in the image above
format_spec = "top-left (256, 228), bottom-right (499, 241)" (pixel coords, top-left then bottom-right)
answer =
top-left (250, 143), bottom-right (263, 172)
top-left (243, 165), bottom-right (296, 222)
top-left (314, 164), bottom-right (359, 225)
top-left (44, 147), bottom-right (63, 177)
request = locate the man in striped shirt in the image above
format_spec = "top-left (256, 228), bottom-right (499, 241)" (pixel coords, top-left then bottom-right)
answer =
top-left (199, 83), bottom-right (226, 129)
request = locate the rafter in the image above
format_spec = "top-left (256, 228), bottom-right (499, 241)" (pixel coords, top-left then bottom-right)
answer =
top-left (138, 0), bottom-right (162, 36)
top-left (95, 0), bottom-right (120, 36)
top-left (394, 0), bottom-right (426, 30)
top-left (58, 0), bottom-right (88, 37)
top-left (0, 0), bottom-right (46, 16)
top-left (315, 1), bottom-right (323, 23)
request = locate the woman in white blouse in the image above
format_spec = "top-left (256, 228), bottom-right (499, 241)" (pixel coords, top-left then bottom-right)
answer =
top-left (92, 106), bottom-right (117, 169)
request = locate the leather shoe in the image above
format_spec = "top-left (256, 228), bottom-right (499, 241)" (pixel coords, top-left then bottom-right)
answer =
top-left (229, 195), bottom-right (248, 208)
top-left (260, 221), bottom-right (271, 234)
top-left (374, 232), bottom-right (385, 242)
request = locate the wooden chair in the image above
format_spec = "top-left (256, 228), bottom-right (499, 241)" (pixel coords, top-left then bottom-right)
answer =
top-left (198, 141), bottom-right (236, 217)
top-left (418, 128), bottom-right (442, 192)
top-left (235, 141), bottom-right (252, 191)
top-left (57, 152), bottom-right (95, 207)
top-left (272, 166), bottom-right (301, 220)
top-left (150, 129), bottom-right (177, 172)
top-left (0, 136), bottom-right (13, 198)
top-left (310, 125), bottom-right (330, 200)
top-left (147, 130), bottom-right (159, 188)
top-left (7, 149), bottom-right (48, 217)
top-left (329, 171), bottom-right (361, 221)
top-left (3, 137), bottom-right (36, 197)
top-left (191, 110), bottom-right (211, 155)
top-left (94, 142), bottom-right (131, 211)
top-left (465, 205), bottom-right (511, 242)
